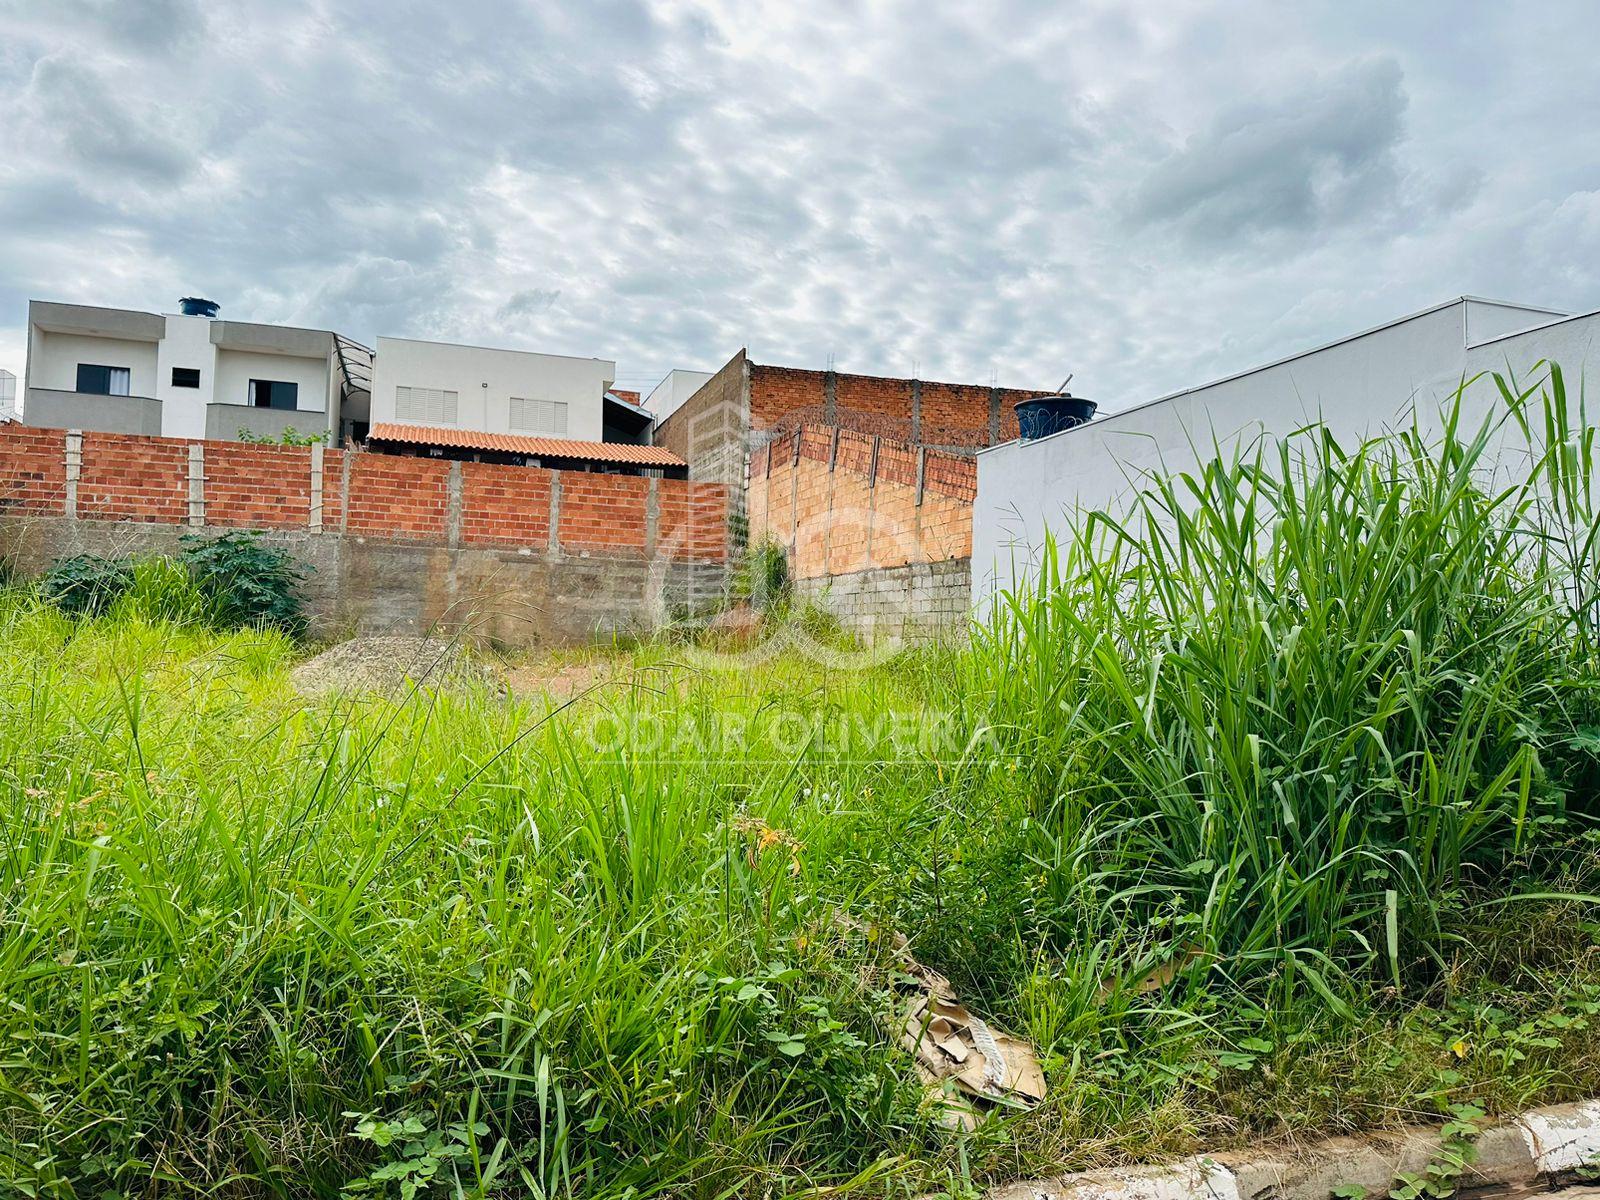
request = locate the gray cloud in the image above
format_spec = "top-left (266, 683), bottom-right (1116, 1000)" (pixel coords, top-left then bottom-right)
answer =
top-left (1131, 57), bottom-right (1408, 245)
top-left (0, 1), bottom-right (1597, 409)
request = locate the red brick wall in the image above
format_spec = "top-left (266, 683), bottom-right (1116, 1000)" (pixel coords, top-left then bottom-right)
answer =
top-left (747, 423), bottom-right (976, 581)
top-left (749, 363), bottom-right (1038, 442)
top-left (79, 432), bottom-right (189, 524)
top-left (462, 460), bottom-right (553, 549)
top-left (345, 454), bottom-right (451, 540)
top-left (658, 478), bottom-right (728, 562)
top-left (0, 425), bottom-right (730, 564)
top-left (558, 473), bottom-right (649, 553)
top-left (0, 425), bottom-right (67, 513)
top-left (205, 443), bottom-right (313, 529)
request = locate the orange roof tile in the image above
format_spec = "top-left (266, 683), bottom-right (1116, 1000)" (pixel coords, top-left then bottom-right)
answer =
top-left (368, 423), bottom-right (686, 467)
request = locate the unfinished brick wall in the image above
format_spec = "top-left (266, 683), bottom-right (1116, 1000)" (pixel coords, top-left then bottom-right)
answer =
top-left (205, 442), bottom-right (314, 529)
top-left (559, 474), bottom-right (649, 553)
top-left (461, 461), bottom-right (553, 549)
top-left (78, 432), bottom-right (189, 524)
top-left (0, 424), bottom-right (67, 513)
top-left (653, 350), bottom-right (1041, 490)
top-left (345, 453), bottom-right (452, 540)
top-left (0, 425), bottom-right (728, 566)
top-left (747, 423), bottom-right (976, 582)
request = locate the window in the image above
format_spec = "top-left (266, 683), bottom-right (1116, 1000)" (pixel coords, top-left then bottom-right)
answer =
top-left (249, 379), bottom-right (299, 410)
top-left (395, 385), bottom-right (458, 424)
top-left (77, 364), bottom-right (131, 396)
top-left (510, 396), bottom-right (568, 435)
top-left (171, 367), bottom-right (201, 388)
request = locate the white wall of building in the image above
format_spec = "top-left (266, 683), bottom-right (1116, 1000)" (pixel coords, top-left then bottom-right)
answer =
top-left (154, 314), bottom-right (218, 439)
top-left (644, 368), bottom-right (714, 422)
top-left (30, 331), bottom-right (161, 398)
top-left (972, 297), bottom-right (1598, 606)
top-left (370, 337), bottom-right (617, 442)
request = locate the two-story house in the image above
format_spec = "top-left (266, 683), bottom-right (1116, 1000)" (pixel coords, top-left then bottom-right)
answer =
top-left (22, 298), bottom-right (370, 443)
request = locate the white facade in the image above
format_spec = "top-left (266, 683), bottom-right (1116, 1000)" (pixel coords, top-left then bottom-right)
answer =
top-left (369, 336), bottom-right (616, 443)
top-left (644, 368), bottom-right (714, 424)
top-left (24, 300), bottom-right (341, 441)
top-left (973, 296), bottom-right (1600, 604)
top-left (0, 369), bottom-right (15, 419)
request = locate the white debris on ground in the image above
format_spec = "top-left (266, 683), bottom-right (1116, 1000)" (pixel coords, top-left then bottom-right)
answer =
top-left (291, 635), bottom-right (501, 698)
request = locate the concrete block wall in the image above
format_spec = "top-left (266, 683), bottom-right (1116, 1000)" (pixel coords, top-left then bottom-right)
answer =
top-left (0, 425), bottom-right (730, 647)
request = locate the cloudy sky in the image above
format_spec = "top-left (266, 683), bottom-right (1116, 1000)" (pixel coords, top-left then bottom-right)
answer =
top-left (1, 0), bottom-right (1597, 408)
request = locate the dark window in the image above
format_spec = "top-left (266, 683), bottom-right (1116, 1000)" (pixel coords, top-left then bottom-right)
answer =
top-left (248, 379), bottom-right (299, 410)
top-left (76, 364), bottom-right (131, 396)
top-left (171, 367), bottom-right (201, 388)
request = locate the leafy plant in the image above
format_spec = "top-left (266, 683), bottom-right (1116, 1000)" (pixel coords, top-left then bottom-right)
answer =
top-left (38, 553), bottom-right (133, 616)
top-left (237, 425), bottom-right (328, 446)
top-left (732, 536), bottom-right (791, 610)
top-left (179, 530), bottom-right (308, 633)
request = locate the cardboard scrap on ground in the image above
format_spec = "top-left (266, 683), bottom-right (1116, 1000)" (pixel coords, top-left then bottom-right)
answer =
top-left (839, 915), bottom-right (1046, 1129)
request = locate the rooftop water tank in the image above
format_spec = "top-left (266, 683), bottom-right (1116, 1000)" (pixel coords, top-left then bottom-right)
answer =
top-left (178, 297), bottom-right (220, 318)
top-left (1015, 393), bottom-right (1097, 440)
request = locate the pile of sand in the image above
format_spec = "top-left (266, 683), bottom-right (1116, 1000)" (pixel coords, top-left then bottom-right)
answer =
top-left (291, 635), bottom-right (501, 699)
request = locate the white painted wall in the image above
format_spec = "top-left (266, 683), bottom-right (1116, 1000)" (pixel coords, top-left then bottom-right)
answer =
top-left (972, 298), bottom-right (1597, 606)
top-left (644, 368), bottom-right (714, 422)
top-left (212, 349), bottom-right (330, 412)
top-left (30, 331), bottom-right (160, 397)
top-left (369, 337), bottom-right (616, 443)
top-left (0, 369), bottom-right (15, 418)
top-left (154, 314), bottom-right (218, 438)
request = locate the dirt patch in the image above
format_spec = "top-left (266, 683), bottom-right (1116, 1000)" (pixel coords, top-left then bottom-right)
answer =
top-left (292, 636), bottom-right (501, 699)
top-left (503, 659), bottom-right (610, 701)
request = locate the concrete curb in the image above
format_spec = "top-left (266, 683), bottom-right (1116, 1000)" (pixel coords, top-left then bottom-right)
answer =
top-left (988, 1101), bottom-right (1600, 1200)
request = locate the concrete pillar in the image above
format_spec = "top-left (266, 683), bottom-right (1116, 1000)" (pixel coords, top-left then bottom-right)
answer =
top-left (987, 387), bottom-right (1002, 445)
top-left (645, 475), bottom-right (660, 559)
top-left (445, 461), bottom-right (463, 548)
top-left (915, 446), bottom-right (927, 507)
top-left (187, 443), bottom-right (205, 527)
top-left (64, 429), bottom-right (82, 519)
top-left (547, 471), bottom-right (563, 559)
top-left (824, 368), bottom-right (837, 423)
top-left (309, 443), bottom-right (324, 531)
top-left (910, 379), bottom-right (922, 444)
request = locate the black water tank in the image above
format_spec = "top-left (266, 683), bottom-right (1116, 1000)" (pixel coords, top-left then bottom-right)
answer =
top-left (1016, 393), bottom-right (1097, 440)
top-left (178, 297), bottom-right (220, 318)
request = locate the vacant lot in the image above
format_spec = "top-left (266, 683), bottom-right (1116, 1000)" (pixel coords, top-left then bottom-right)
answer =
top-left (3, 384), bottom-right (1600, 1198)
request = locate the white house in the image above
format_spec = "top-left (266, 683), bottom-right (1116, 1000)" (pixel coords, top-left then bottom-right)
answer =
top-left (972, 296), bottom-right (1600, 605)
top-left (644, 368), bottom-right (714, 424)
top-left (368, 336), bottom-right (617, 443)
top-left (22, 299), bottom-right (368, 443)
top-left (0, 369), bottom-right (15, 420)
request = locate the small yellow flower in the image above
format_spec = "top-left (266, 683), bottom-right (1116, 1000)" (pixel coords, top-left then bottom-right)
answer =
top-left (1450, 1039), bottom-right (1470, 1059)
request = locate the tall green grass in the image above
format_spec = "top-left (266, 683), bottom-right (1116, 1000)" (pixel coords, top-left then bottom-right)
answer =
top-left (965, 368), bottom-right (1600, 1000)
top-left (1, 368), bottom-right (1598, 1198)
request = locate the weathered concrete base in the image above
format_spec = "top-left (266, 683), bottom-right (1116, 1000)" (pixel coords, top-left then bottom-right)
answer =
top-left (0, 515), bottom-right (726, 650)
top-left (988, 1100), bottom-right (1600, 1200)
top-left (793, 557), bottom-right (971, 640)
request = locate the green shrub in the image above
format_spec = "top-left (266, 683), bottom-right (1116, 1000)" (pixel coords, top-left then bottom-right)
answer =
top-left (38, 553), bottom-right (133, 616)
top-left (179, 530), bottom-right (308, 634)
top-left (733, 537), bottom-right (791, 610)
